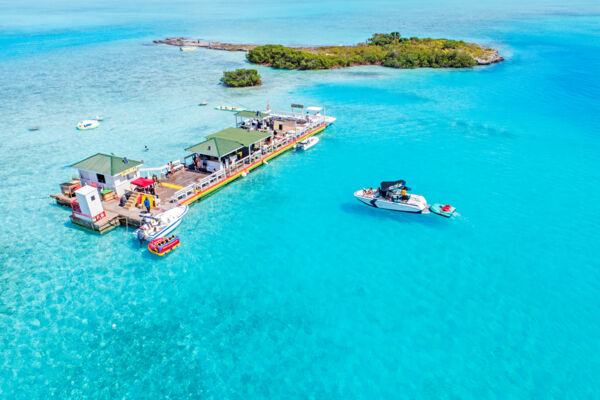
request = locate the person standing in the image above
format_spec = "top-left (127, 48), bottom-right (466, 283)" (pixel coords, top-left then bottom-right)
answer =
top-left (143, 197), bottom-right (151, 213)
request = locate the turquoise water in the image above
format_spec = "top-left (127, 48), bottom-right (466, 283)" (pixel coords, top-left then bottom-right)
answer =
top-left (1, 1), bottom-right (600, 398)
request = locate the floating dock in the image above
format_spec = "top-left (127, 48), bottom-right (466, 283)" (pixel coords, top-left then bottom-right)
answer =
top-left (52, 106), bottom-right (335, 234)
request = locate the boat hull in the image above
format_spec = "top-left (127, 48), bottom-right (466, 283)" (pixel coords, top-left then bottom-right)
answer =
top-left (133, 205), bottom-right (189, 241)
top-left (296, 136), bottom-right (319, 150)
top-left (353, 190), bottom-right (427, 213)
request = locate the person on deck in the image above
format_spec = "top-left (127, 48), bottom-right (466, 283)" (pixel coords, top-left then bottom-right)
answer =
top-left (143, 197), bottom-right (151, 213)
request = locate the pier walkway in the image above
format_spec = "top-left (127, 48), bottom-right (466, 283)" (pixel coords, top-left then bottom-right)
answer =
top-left (53, 110), bottom-right (335, 233)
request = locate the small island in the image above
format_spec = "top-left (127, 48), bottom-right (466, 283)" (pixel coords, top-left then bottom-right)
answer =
top-left (156, 32), bottom-right (503, 70)
top-left (220, 69), bottom-right (262, 87)
top-left (247, 33), bottom-right (502, 70)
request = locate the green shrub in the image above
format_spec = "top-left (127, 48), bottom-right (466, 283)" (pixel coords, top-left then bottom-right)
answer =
top-left (220, 69), bottom-right (262, 87)
top-left (246, 33), bottom-right (486, 70)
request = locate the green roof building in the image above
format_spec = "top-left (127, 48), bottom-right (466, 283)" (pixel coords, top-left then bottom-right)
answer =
top-left (185, 137), bottom-right (244, 158)
top-left (207, 127), bottom-right (271, 147)
top-left (71, 153), bottom-right (143, 196)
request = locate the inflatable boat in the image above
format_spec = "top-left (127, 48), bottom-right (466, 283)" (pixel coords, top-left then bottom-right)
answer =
top-left (430, 204), bottom-right (456, 217)
top-left (148, 235), bottom-right (180, 256)
top-left (76, 120), bottom-right (100, 130)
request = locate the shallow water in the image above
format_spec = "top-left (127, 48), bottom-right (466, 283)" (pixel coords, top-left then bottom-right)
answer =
top-left (1, 1), bottom-right (600, 398)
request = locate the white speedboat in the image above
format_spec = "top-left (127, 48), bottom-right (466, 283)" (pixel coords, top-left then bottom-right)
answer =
top-left (133, 205), bottom-right (189, 241)
top-left (215, 105), bottom-right (246, 112)
top-left (354, 180), bottom-right (428, 213)
top-left (180, 46), bottom-right (197, 52)
top-left (76, 120), bottom-right (100, 130)
top-left (296, 136), bottom-right (319, 150)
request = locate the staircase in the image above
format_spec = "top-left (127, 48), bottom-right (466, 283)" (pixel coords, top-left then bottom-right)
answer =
top-left (123, 192), bottom-right (140, 210)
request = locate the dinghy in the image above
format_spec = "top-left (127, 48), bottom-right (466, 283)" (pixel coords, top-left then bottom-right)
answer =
top-left (76, 120), bottom-right (100, 130)
top-left (430, 204), bottom-right (456, 217)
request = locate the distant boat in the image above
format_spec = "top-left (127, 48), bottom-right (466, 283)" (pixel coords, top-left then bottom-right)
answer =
top-left (95, 115), bottom-right (104, 121)
top-left (215, 106), bottom-right (246, 112)
top-left (76, 120), bottom-right (100, 130)
top-left (28, 126), bottom-right (40, 131)
top-left (180, 46), bottom-right (197, 52)
top-left (198, 102), bottom-right (208, 106)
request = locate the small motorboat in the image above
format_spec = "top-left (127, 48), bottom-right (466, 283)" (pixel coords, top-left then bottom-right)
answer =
top-left (198, 102), bottom-right (208, 106)
top-left (430, 204), bottom-right (456, 217)
top-left (28, 126), bottom-right (40, 131)
top-left (180, 46), bottom-right (197, 52)
top-left (354, 180), bottom-right (428, 213)
top-left (295, 136), bottom-right (319, 150)
top-left (95, 115), bottom-right (104, 121)
top-left (215, 106), bottom-right (246, 112)
top-left (148, 235), bottom-right (180, 256)
top-left (133, 205), bottom-right (189, 241)
top-left (76, 120), bottom-right (100, 130)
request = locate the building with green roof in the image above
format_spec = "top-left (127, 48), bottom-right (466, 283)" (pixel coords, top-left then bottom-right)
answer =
top-left (185, 137), bottom-right (244, 158)
top-left (235, 110), bottom-right (269, 118)
top-left (185, 127), bottom-right (272, 173)
top-left (207, 127), bottom-right (271, 147)
top-left (235, 110), bottom-right (269, 128)
top-left (71, 153), bottom-right (143, 196)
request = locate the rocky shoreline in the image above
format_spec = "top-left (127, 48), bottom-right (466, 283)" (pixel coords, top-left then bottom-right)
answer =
top-left (154, 37), bottom-right (504, 66)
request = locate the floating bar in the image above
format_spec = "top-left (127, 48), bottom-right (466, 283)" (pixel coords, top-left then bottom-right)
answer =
top-left (51, 105), bottom-right (335, 234)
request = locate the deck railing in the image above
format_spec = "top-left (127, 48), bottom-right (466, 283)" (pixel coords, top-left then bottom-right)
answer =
top-left (139, 160), bottom-right (182, 178)
top-left (169, 118), bottom-right (328, 203)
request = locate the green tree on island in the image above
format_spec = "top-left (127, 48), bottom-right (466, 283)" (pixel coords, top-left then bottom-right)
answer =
top-left (220, 69), bottom-right (262, 87)
top-left (246, 33), bottom-right (493, 70)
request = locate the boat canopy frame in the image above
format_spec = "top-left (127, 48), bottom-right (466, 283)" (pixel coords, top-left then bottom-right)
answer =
top-left (379, 180), bottom-right (408, 194)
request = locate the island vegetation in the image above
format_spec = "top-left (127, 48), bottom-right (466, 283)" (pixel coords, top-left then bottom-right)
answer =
top-left (246, 32), bottom-right (502, 70)
top-left (220, 68), bottom-right (262, 87)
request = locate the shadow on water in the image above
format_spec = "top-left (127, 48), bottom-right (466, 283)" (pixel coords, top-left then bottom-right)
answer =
top-left (339, 202), bottom-right (450, 228)
top-left (453, 119), bottom-right (516, 139)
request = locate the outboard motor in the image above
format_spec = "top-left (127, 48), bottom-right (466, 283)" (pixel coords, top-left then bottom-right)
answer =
top-left (136, 228), bottom-right (146, 246)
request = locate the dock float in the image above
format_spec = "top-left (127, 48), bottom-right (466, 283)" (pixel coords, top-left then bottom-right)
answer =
top-left (51, 105), bottom-right (335, 234)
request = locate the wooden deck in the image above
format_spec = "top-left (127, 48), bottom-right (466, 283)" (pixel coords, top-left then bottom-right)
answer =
top-left (154, 169), bottom-right (209, 203)
top-left (52, 113), bottom-right (335, 235)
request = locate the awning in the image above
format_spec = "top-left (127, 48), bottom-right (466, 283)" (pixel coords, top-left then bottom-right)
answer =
top-left (185, 137), bottom-right (244, 157)
top-left (131, 177), bottom-right (154, 188)
top-left (380, 180), bottom-right (406, 192)
top-left (207, 127), bottom-right (272, 147)
top-left (235, 110), bottom-right (268, 119)
top-left (306, 106), bottom-right (322, 112)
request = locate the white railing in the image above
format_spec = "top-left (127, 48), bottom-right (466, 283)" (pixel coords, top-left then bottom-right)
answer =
top-left (169, 119), bottom-right (328, 203)
top-left (139, 159), bottom-right (182, 178)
